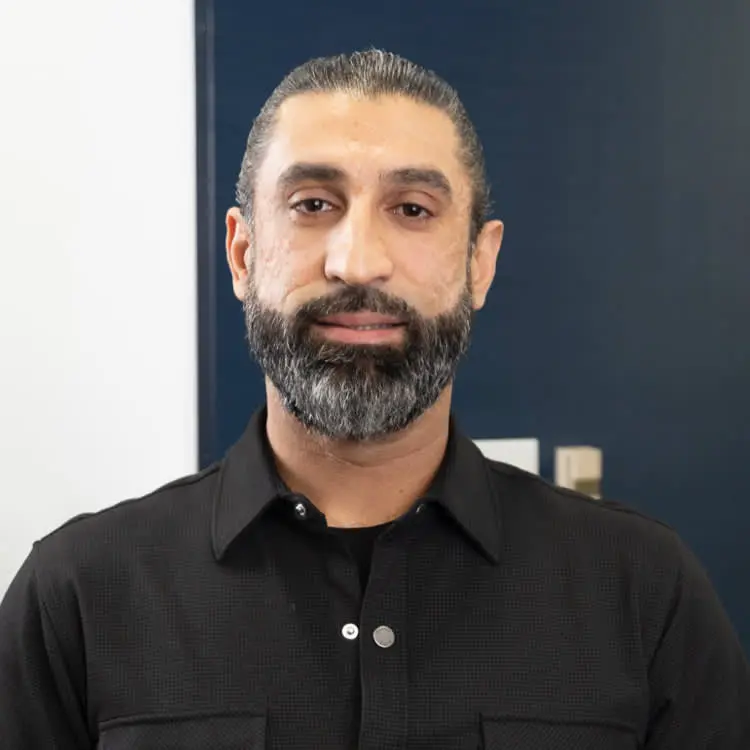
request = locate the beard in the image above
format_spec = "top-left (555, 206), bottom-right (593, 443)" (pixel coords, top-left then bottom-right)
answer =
top-left (243, 270), bottom-right (474, 441)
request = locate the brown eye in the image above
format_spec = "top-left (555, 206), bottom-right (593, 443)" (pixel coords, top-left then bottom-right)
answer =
top-left (291, 198), bottom-right (334, 214)
top-left (395, 203), bottom-right (432, 219)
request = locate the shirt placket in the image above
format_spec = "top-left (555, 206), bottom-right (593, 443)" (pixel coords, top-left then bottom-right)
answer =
top-left (357, 524), bottom-right (409, 750)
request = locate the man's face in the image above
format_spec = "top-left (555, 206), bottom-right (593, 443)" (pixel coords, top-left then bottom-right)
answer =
top-left (228, 92), bottom-right (502, 440)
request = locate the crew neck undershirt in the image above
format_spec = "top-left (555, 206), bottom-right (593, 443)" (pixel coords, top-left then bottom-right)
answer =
top-left (328, 521), bottom-right (393, 592)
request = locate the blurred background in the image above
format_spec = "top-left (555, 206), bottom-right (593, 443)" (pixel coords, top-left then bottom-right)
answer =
top-left (1, 0), bottom-right (748, 655)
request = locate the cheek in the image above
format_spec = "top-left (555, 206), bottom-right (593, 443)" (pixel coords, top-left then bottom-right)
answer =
top-left (252, 238), bottom-right (323, 311)
top-left (399, 244), bottom-right (468, 315)
top-left (425, 274), bottom-right (466, 315)
top-left (249, 236), bottom-right (292, 307)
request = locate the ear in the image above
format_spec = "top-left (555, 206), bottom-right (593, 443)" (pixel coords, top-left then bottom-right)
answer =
top-left (226, 207), bottom-right (251, 301)
top-left (469, 219), bottom-right (504, 310)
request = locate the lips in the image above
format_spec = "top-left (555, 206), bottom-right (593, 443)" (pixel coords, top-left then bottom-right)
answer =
top-left (316, 313), bottom-right (406, 329)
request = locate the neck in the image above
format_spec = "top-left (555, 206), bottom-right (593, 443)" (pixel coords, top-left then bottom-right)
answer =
top-left (264, 383), bottom-right (452, 528)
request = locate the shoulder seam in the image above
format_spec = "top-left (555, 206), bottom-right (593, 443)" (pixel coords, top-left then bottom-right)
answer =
top-left (485, 459), bottom-right (677, 533)
top-left (36, 461), bottom-right (222, 543)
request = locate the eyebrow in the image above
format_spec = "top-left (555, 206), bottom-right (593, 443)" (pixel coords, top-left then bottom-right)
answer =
top-left (277, 163), bottom-right (346, 193)
top-left (383, 167), bottom-right (453, 199)
top-left (276, 162), bottom-right (453, 201)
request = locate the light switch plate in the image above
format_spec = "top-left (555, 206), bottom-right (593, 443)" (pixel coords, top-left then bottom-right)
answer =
top-left (554, 446), bottom-right (603, 499)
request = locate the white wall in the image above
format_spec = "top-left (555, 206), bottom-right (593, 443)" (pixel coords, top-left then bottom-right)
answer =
top-left (0, 1), bottom-right (197, 595)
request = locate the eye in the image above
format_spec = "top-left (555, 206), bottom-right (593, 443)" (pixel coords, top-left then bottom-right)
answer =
top-left (394, 203), bottom-right (433, 220)
top-left (290, 198), bottom-right (335, 214)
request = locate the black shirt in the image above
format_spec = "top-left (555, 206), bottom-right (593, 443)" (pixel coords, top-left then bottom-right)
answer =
top-left (329, 522), bottom-right (392, 593)
top-left (1, 407), bottom-right (748, 749)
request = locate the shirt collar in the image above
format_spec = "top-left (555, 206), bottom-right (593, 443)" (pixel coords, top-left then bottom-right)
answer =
top-left (212, 406), bottom-right (502, 564)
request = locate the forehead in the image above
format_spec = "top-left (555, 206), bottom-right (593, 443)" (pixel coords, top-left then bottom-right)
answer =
top-left (256, 91), bottom-right (469, 196)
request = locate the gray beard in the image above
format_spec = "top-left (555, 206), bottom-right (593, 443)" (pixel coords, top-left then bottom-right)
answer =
top-left (243, 279), bottom-right (473, 441)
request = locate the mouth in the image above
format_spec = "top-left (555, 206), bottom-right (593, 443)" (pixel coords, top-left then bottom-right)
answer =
top-left (317, 322), bottom-right (404, 331)
top-left (314, 313), bottom-right (407, 343)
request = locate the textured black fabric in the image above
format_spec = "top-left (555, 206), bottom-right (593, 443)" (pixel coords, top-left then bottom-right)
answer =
top-left (481, 716), bottom-right (635, 748)
top-left (1, 406), bottom-right (749, 749)
top-left (97, 713), bottom-right (266, 749)
top-left (329, 523), bottom-right (393, 592)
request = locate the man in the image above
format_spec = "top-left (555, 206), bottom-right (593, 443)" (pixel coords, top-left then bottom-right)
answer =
top-left (1, 49), bottom-right (748, 749)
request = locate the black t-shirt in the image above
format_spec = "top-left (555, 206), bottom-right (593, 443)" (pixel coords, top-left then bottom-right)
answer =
top-left (328, 521), bottom-right (392, 591)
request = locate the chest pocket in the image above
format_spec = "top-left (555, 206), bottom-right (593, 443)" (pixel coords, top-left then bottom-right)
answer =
top-left (481, 716), bottom-right (637, 749)
top-left (97, 712), bottom-right (266, 749)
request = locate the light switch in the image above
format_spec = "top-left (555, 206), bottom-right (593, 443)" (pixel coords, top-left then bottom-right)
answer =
top-left (554, 446), bottom-right (602, 499)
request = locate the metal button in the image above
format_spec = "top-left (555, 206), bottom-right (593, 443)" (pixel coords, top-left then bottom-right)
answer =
top-left (373, 625), bottom-right (396, 648)
top-left (294, 502), bottom-right (308, 519)
top-left (341, 623), bottom-right (359, 640)
top-left (415, 503), bottom-right (426, 514)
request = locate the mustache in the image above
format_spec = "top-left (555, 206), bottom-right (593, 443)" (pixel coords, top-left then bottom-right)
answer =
top-left (293, 285), bottom-right (419, 326)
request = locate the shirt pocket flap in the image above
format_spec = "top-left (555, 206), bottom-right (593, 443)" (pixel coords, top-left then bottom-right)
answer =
top-left (98, 712), bottom-right (266, 749)
top-left (481, 716), bottom-right (637, 749)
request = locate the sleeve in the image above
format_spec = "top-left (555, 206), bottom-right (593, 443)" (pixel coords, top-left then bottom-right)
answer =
top-left (644, 535), bottom-right (750, 748)
top-left (0, 543), bottom-right (93, 749)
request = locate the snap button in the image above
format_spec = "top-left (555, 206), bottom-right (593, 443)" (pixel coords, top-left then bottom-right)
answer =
top-left (415, 503), bottom-right (426, 514)
top-left (373, 625), bottom-right (396, 648)
top-left (294, 502), bottom-right (308, 519)
top-left (341, 623), bottom-right (359, 640)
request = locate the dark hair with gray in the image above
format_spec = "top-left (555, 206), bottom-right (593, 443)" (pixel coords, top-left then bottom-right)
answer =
top-left (236, 48), bottom-right (491, 242)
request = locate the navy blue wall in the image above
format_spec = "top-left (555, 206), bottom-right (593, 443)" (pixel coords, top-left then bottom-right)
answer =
top-left (196, 1), bottom-right (750, 652)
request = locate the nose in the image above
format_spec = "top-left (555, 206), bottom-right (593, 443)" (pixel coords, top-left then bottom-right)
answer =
top-left (323, 203), bottom-right (394, 286)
